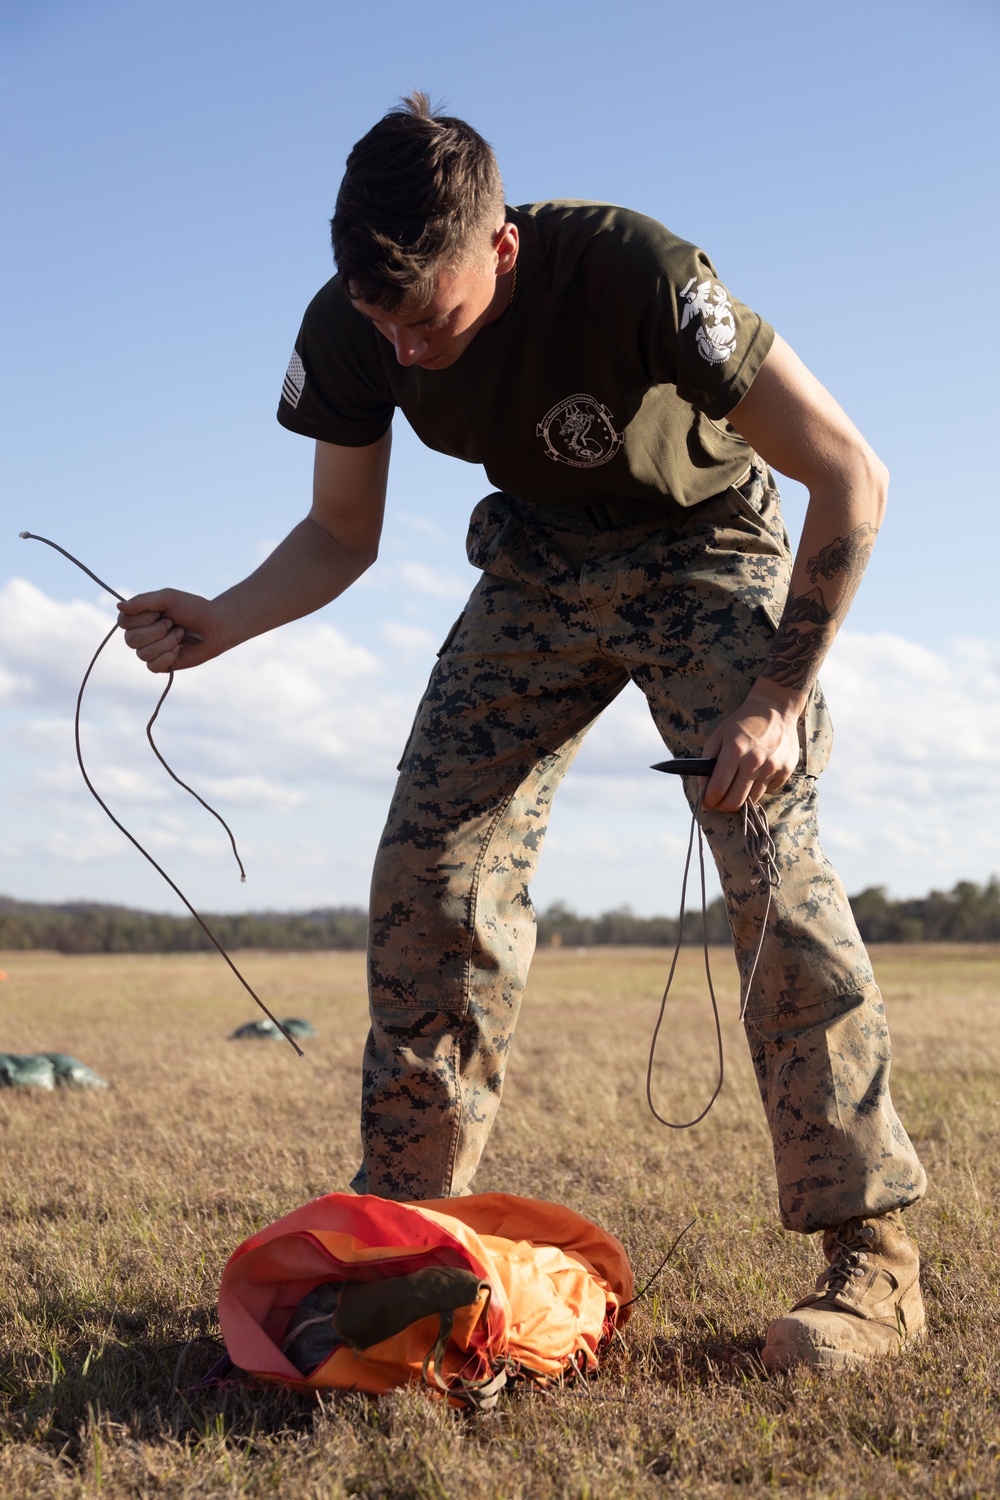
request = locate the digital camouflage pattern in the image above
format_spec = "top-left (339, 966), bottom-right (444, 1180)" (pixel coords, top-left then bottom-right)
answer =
top-left (353, 470), bottom-right (926, 1232)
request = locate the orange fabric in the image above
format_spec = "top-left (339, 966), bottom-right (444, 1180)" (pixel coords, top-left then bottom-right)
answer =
top-left (218, 1191), bottom-right (632, 1396)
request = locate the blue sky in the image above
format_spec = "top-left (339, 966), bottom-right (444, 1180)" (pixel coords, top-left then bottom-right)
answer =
top-left (3, 0), bottom-right (999, 916)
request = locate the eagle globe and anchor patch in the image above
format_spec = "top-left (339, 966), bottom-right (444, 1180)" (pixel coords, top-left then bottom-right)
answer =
top-left (679, 277), bottom-right (738, 365)
top-left (536, 393), bottom-right (624, 469)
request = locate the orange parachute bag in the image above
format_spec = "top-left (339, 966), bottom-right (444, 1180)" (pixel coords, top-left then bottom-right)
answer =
top-left (218, 1191), bottom-right (633, 1408)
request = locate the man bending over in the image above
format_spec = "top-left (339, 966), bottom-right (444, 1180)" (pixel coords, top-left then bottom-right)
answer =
top-left (120, 94), bottom-right (927, 1371)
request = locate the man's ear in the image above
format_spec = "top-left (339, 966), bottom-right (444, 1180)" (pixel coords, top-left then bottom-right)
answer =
top-left (493, 222), bottom-right (519, 277)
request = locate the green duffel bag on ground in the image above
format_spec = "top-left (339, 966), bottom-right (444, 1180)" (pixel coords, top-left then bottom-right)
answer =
top-left (0, 1053), bottom-right (108, 1090)
top-left (44, 1054), bottom-right (109, 1089)
top-left (0, 1054), bottom-right (56, 1089)
top-left (229, 1018), bottom-right (316, 1041)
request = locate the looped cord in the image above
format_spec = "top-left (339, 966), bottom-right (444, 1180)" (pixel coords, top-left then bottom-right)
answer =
top-left (738, 798), bottom-right (781, 1023)
top-left (645, 785), bottom-right (723, 1128)
top-left (646, 784), bottom-right (782, 1129)
top-left (20, 531), bottom-right (301, 1055)
top-left (146, 676), bottom-right (246, 882)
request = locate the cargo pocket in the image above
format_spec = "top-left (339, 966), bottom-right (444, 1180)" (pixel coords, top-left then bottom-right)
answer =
top-left (465, 493), bottom-right (524, 574)
top-left (436, 612), bottom-right (465, 658)
top-left (727, 466), bottom-right (792, 555)
top-left (394, 613), bottom-right (467, 772)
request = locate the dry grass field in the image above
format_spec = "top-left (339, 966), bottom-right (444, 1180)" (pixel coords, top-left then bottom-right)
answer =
top-left (1, 942), bottom-right (999, 1498)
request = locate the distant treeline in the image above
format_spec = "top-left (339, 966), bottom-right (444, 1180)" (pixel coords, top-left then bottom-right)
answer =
top-left (536, 899), bottom-right (732, 947)
top-left (0, 898), bottom-right (369, 955)
top-left (540, 880), bottom-right (1000, 947)
top-left (2, 879), bottom-right (1000, 954)
top-left (847, 880), bottom-right (1000, 943)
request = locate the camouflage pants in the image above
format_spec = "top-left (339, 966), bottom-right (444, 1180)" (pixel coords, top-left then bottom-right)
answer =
top-left (354, 471), bottom-right (926, 1233)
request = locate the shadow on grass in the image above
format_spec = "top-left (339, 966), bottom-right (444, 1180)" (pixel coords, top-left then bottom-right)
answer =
top-left (601, 1325), bottom-right (768, 1393)
top-left (0, 1312), bottom-right (332, 1463)
top-left (1, 1300), bottom-right (777, 1468)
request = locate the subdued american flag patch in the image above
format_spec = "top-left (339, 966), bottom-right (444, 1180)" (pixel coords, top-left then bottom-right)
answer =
top-left (282, 350), bottom-right (306, 408)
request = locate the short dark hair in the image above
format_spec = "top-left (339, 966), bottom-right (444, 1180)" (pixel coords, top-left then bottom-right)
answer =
top-left (330, 92), bottom-right (505, 311)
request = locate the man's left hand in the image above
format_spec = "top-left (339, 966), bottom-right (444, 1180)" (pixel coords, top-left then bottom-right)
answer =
top-left (701, 690), bottom-right (802, 811)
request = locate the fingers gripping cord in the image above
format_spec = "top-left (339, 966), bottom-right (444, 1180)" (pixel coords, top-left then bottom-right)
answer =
top-left (645, 787), bottom-right (780, 1129)
top-left (20, 531), bottom-right (301, 1055)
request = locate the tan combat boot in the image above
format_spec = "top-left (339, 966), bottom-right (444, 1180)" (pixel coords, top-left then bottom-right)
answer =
top-left (761, 1211), bottom-right (925, 1372)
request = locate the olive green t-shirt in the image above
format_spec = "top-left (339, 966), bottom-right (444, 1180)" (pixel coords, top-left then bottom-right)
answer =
top-left (277, 201), bottom-right (773, 510)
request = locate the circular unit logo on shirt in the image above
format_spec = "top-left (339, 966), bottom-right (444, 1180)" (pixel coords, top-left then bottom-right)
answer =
top-left (536, 393), bottom-right (624, 469)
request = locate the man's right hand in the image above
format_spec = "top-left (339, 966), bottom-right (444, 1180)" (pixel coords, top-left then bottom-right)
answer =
top-left (118, 590), bottom-right (222, 673)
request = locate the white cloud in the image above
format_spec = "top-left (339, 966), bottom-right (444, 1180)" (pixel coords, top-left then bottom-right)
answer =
top-left (0, 663), bottom-right (31, 700)
top-left (543, 631), bottom-right (1000, 903)
top-left (187, 775), bottom-right (306, 810)
top-left (380, 621), bottom-right (439, 654)
top-left (820, 632), bottom-right (1000, 781)
top-left (0, 581), bottom-right (410, 789)
top-left (398, 512), bottom-right (447, 542)
top-left (0, 578), bottom-right (133, 700)
top-left (398, 561), bottom-right (471, 600)
top-left (38, 761), bottom-right (171, 803)
top-left (806, 631), bottom-right (1000, 895)
top-left (4, 593), bottom-right (1000, 911)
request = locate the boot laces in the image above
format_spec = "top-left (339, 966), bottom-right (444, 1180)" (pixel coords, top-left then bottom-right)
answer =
top-left (821, 1220), bottom-right (872, 1298)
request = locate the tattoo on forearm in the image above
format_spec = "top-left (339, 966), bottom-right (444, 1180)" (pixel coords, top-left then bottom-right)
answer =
top-left (764, 596), bottom-right (837, 689)
top-left (805, 523), bottom-right (876, 601)
top-left (763, 523), bottom-right (878, 693)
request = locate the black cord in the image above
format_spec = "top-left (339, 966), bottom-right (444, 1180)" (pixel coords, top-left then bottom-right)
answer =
top-left (146, 675), bottom-right (247, 883)
top-left (646, 781), bottom-right (782, 1130)
top-left (645, 787), bottom-right (725, 1129)
top-left (618, 1218), bottom-right (696, 1311)
top-left (21, 530), bottom-right (301, 1055)
top-left (20, 531), bottom-right (124, 602)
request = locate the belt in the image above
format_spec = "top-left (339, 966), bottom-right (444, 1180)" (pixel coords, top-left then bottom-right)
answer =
top-left (522, 465), bottom-right (758, 533)
top-left (524, 496), bottom-right (674, 531)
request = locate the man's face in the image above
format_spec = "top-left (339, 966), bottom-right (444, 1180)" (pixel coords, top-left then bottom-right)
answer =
top-left (350, 226), bottom-right (517, 371)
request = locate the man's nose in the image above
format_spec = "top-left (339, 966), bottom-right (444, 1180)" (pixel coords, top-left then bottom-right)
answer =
top-left (392, 329), bottom-right (428, 365)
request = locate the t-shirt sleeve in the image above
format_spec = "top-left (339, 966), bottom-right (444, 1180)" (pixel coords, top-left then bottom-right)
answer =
top-left (276, 276), bottom-right (395, 446)
top-left (667, 252), bottom-right (773, 419)
top-left (598, 214), bottom-right (774, 421)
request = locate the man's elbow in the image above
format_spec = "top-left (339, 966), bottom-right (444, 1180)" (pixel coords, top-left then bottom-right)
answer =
top-left (846, 441), bottom-right (889, 527)
top-left (307, 512), bottom-right (381, 572)
top-left (867, 449), bottom-right (889, 527)
top-left (342, 537), bottom-right (380, 580)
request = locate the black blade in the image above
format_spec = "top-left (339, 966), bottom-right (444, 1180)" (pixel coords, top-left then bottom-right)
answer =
top-left (651, 757), bottom-right (718, 776)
